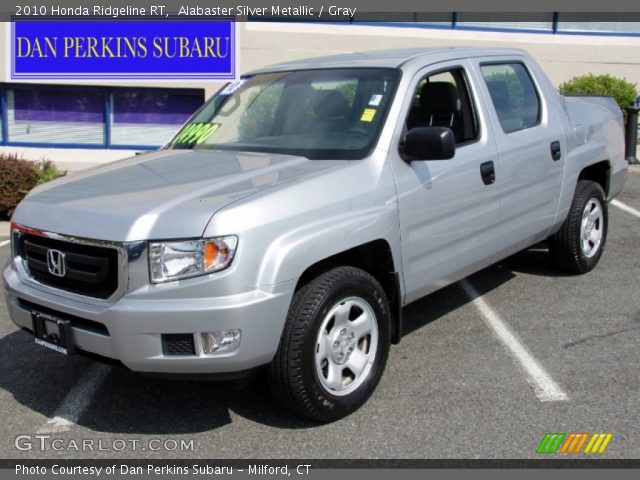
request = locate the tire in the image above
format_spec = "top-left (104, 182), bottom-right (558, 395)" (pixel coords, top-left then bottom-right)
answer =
top-left (268, 266), bottom-right (391, 422)
top-left (549, 180), bottom-right (608, 274)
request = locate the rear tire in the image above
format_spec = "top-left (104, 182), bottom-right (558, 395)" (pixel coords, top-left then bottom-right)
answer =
top-left (268, 266), bottom-right (391, 422)
top-left (549, 180), bottom-right (607, 274)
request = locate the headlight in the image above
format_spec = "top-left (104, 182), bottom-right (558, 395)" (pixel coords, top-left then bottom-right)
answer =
top-left (149, 236), bottom-right (237, 283)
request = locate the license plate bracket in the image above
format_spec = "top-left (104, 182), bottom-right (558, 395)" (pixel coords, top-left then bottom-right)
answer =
top-left (32, 312), bottom-right (75, 355)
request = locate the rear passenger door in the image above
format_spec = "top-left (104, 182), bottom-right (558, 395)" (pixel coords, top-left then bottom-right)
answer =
top-left (474, 58), bottom-right (565, 253)
top-left (391, 60), bottom-right (503, 304)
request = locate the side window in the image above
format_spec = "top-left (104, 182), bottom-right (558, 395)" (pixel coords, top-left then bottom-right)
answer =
top-left (480, 63), bottom-right (541, 133)
top-left (404, 67), bottom-right (478, 148)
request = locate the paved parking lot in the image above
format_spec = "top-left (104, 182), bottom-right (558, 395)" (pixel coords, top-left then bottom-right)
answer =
top-left (1, 172), bottom-right (639, 460)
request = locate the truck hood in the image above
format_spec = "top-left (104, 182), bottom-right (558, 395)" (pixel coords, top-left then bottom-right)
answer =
top-left (12, 150), bottom-right (333, 242)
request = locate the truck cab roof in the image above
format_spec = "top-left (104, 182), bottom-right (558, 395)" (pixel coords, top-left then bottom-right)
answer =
top-left (246, 47), bottom-right (530, 74)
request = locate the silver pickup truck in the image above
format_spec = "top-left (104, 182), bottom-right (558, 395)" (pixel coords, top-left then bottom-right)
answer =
top-left (3, 48), bottom-right (627, 421)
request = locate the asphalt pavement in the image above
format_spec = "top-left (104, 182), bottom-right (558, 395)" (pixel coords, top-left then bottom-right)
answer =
top-left (0, 172), bottom-right (639, 460)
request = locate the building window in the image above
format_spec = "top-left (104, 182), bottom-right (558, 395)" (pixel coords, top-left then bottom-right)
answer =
top-left (0, 85), bottom-right (204, 149)
top-left (456, 12), bottom-right (554, 31)
top-left (111, 90), bottom-right (204, 147)
top-left (557, 14), bottom-right (640, 34)
top-left (352, 12), bottom-right (452, 27)
top-left (257, 12), bottom-right (640, 37)
top-left (7, 88), bottom-right (105, 145)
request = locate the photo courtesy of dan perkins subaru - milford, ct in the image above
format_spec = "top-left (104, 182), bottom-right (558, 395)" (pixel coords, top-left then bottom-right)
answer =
top-left (3, 48), bottom-right (628, 422)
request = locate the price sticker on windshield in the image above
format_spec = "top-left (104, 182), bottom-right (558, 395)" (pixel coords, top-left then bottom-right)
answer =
top-left (220, 79), bottom-right (247, 95)
top-left (368, 94), bottom-right (383, 106)
top-left (360, 108), bottom-right (377, 122)
top-left (173, 123), bottom-right (220, 146)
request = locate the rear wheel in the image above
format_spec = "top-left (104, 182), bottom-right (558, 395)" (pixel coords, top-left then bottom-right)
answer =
top-left (549, 180), bottom-right (608, 274)
top-left (268, 266), bottom-right (391, 422)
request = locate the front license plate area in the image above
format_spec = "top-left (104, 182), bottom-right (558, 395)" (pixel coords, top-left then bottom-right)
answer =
top-left (32, 312), bottom-right (75, 355)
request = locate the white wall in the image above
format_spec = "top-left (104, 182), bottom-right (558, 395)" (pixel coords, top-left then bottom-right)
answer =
top-left (241, 23), bottom-right (640, 87)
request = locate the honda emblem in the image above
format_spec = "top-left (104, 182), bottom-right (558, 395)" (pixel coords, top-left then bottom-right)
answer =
top-left (47, 249), bottom-right (66, 277)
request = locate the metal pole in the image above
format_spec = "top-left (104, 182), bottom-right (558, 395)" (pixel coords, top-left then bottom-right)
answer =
top-left (625, 104), bottom-right (639, 165)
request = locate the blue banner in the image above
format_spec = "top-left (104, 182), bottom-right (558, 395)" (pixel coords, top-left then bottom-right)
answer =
top-left (11, 19), bottom-right (237, 80)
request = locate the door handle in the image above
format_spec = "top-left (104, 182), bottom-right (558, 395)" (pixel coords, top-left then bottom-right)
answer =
top-left (550, 140), bottom-right (562, 161)
top-left (480, 161), bottom-right (495, 185)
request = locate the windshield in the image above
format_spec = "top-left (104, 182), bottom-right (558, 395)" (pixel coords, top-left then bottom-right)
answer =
top-left (167, 68), bottom-right (400, 160)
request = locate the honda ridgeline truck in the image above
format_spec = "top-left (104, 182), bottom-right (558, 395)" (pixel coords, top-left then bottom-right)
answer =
top-left (3, 48), bottom-right (628, 421)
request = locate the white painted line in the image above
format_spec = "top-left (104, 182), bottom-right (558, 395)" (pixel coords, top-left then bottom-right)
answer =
top-left (0, 240), bottom-right (10, 248)
top-left (460, 279), bottom-right (568, 402)
top-left (37, 363), bottom-right (110, 434)
top-left (611, 199), bottom-right (640, 219)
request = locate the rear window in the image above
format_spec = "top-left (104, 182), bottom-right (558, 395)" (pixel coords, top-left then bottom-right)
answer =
top-left (480, 63), bottom-right (541, 133)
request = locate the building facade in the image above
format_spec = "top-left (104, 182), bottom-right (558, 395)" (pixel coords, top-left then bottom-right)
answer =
top-left (1, 18), bottom-right (639, 171)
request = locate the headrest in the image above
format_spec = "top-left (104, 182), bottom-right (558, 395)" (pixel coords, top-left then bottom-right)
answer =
top-left (420, 82), bottom-right (459, 115)
top-left (311, 90), bottom-right (350, 120)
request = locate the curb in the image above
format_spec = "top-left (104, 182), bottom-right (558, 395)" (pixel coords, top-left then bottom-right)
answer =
top-left (0, 221), bottom-right (10, 237)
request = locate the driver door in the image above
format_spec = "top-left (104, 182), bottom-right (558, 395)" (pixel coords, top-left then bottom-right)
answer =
top-left (390, 60), bottom-right (503, 303)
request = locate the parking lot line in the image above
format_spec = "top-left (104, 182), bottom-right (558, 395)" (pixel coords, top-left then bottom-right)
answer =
top-left (0, 240), bottom-right (9, 248)
top-left (460, 279), bottom-right (569, 402)
top-left (37, 363), bottom-right (110, 434)
top-left (611, 199), bottom-right (640, 219)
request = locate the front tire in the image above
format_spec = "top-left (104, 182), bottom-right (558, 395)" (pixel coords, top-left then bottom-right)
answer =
top-left (268, 266), bottom-right (391, 422)
top-left (549, 180), bottom-right (608, 274)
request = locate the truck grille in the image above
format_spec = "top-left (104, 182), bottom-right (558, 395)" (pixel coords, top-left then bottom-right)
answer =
top-left (19, 233), bottom-right (119, 299)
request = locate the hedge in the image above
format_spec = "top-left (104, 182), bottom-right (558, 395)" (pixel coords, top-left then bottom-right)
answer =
top-left (558, 74), bottom-right (638, 115)
top-left (0, 153), bottom-right (66, 218)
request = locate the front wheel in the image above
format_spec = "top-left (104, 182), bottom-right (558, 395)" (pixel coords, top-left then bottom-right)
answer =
top-left (549, 180), bottom-right (608, 274)
top-left (268, 266), bottom-right (391, 422)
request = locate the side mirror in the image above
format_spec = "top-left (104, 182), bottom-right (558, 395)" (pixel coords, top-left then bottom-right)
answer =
top-left (404, 127), bottom-right (456, 161)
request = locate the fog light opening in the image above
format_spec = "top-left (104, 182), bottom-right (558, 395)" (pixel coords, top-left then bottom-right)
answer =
top-left (200, 330), bottom-right (241, 354)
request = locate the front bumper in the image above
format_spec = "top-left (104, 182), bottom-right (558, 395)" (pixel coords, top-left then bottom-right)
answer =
top-left (3, 263), bottom-right (295, 374)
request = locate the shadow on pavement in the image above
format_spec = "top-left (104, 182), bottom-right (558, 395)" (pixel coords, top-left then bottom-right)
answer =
top-left (0, 246), bottom-right (564, 434)
top-left (401, 243), bottom-right (572, 337)
top-left (498, 243), bottom-right (575, 278)
top-left (0, 330), bottom-right (318, 433)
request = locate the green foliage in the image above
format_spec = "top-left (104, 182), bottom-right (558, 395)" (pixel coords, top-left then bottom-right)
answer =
top-left (237, 83), bottom-right (284, 141)
top-left (0, 153), bottom-right (37, 218)
top-left (236, 80), bottom-right (358, 141)
top-left (0, 154), bottom-right (66, 219)
top-left (334, 82), bottom-right (357, 106)
top-left (558, 74), bottom-right (638, 113)
top-left (484, 71), bottom-right (525, 107)
top-left (34, 160), bottom-right (66, 186)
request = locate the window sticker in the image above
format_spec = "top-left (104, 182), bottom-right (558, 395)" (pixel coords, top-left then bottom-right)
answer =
top-left (360, 108), bottom-right (377, 122)
top-left (368, 94), bottom-right (383, 106)
top-left (219, 79), bottom-right (247, 96)
top-left (173, 123), bottom-right (220, 146)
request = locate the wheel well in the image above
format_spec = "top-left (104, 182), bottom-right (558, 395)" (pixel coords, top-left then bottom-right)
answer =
top-left (578, 161), bottom-right (610, 196)
top-left (295, 239), bottom-right (403, 344)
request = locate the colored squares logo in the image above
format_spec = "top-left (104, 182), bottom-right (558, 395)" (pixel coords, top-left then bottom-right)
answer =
top-left (537, 433), bottom-right (565, 453)
top-left (537, 432), bottom-right (612, 454)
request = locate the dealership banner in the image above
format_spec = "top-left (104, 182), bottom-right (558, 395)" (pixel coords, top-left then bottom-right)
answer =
top-left (10, 19), bottom-right (237, 80)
